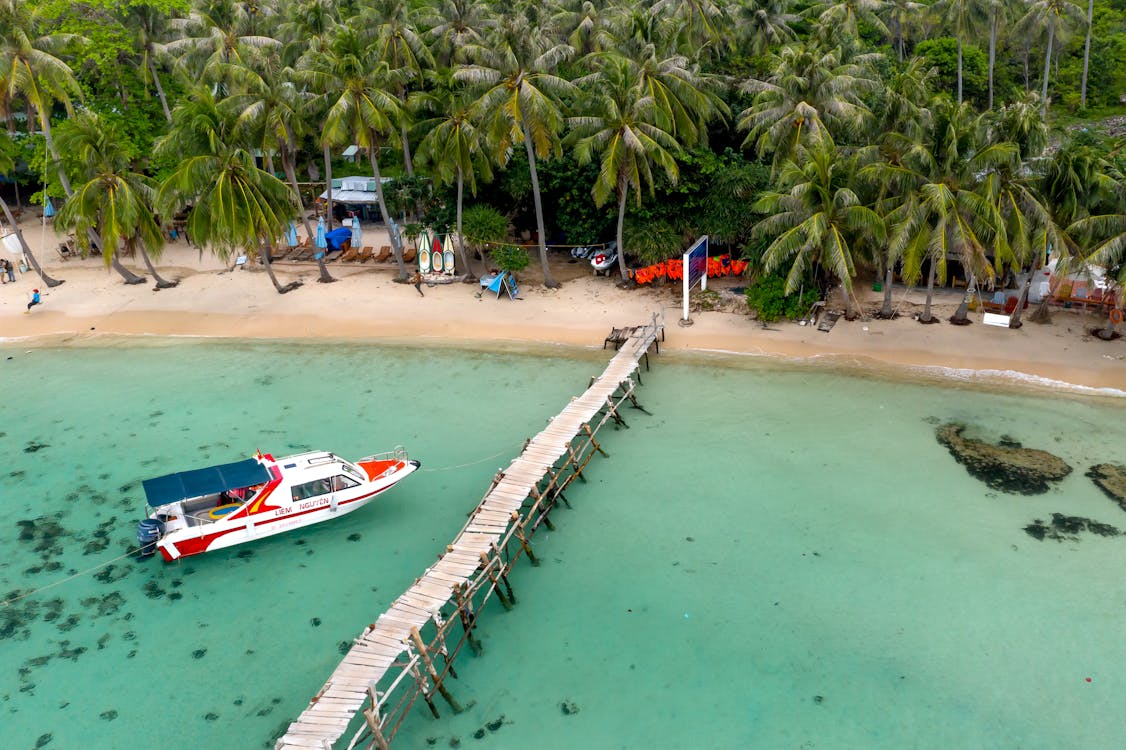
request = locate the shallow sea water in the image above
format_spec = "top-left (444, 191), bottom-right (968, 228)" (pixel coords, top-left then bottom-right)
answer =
top-left (1, 339), bottom-right (1124, 750)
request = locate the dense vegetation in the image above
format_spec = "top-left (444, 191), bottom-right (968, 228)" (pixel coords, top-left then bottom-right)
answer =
top-left (1, 0), bottom-right (1124, 317)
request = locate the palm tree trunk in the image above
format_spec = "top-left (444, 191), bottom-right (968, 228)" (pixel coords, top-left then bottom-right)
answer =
top-left (949, 275), bottom-right (974, 324)
top-left (111, 251), bottom-right (147, 284)
top-left (322, 142), bottom-right (334, 230)
top-left (148, 56), bottom-right (172, 124)
top-left (262, 238), bottom-right (298, 294)
top-left (134, 237), bottom-right (177, 288)
top-left (1097, 308), bottom-right (1118, 340)
top-left (1080, 0), bottom-right (1094, 108)
top-left (920, 258), bottom-right (937, 322)
top-left (456, 166), bottom-right (475, 279)
top-left (895, 17), bottom-right (904, 62)
top-left (615, 181), bottom-right (628, 282)
top-left (1009, 274), bottom-right (1031, 328)
top-left (401, 121), bottom-right (414, 177)
top-left (988, 11), bottom-right (997, 109)
top-left (957, 36), bottom-right (964, 106)
top-left (39, 109), bottom-right (73, 197)
top-left (1023, 41), bottom-right (1030, 91)
top-left (1040, 24), bottom-right (1054, 119)
top-left (521, 118), bottom-right (557, 288)
top-left (0, 195), bottom-right (62, 287)
top-left (284, 143), bottom-right (333, 283)
top-left (367, 127), bottom-right (408, 281)
top-left (880, 265), bottom-right (894, 318)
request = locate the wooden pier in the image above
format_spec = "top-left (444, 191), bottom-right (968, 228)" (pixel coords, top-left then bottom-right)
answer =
top-left (275, 314), bottom-right (664, 750)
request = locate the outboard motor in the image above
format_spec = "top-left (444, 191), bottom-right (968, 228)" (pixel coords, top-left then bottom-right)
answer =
top-left (136, 518), bottom-right (165, 558)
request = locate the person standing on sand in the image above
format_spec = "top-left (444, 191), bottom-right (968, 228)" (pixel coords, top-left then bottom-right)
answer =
top-left (25, 288), bottom-right (40, 313)
top-left (1, 258), bottom-right (12, 283)
top-left (411, 270), bottom-right (424, 297)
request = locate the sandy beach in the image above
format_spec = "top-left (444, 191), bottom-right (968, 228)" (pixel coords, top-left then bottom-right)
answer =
top-left (2, 217), bottom-right (1123, 393)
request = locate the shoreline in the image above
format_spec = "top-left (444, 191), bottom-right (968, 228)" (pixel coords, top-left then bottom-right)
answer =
top-left (2, 219), bottom-right (1123, 395)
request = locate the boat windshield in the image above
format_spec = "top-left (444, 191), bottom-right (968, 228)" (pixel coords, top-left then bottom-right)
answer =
top-left (342, 463), bottom-right (365, 482)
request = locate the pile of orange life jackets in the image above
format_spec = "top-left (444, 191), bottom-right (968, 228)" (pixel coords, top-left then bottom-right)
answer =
top-left (631, 254), bottom-right (749, 285)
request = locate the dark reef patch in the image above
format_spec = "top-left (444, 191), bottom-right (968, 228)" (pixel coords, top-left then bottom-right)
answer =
top-left (936, 423), bottom-right (1071, 494)
top-left (1086, 464), bottom-right (1126, 511)
top-left (1024, 513), bottom-right (1121, 542)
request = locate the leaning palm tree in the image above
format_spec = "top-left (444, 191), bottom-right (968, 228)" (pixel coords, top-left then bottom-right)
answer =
top-left (415, 90), bottom-right (494, 279)
top-left (0, 131), bottom-right (60, 286)
top-left (54, 111), bottom-right (178, 287)
top-left (458, 15), bottom-right (576, 288)
top-left (304, 27), bottom-right (409, 279)
top-left (230, 50), bottom-right (334, 282)
top-left (156, 88), bottom-right (299, 294)
top-left (571, 53), bottom-right (682, 283)
top-left (752, 140), bottom-right (885, 319)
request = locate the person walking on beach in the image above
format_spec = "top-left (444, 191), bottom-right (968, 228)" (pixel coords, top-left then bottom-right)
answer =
top-left (411, 270), bottom-right (424, 297)
top-left (1, 258), bottom-right (12, 283)
top-left (25, 288), bottom-right (40, 313)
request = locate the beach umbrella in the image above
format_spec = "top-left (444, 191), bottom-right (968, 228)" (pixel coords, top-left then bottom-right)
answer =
top-left (286, 220), bottom-right (298, 247)
top-left (43, 198), bottom-right (55, 219)
top-left (351, 216), bottom-right (362, 247)
top-left (315, 216), bottom-right (327, 249)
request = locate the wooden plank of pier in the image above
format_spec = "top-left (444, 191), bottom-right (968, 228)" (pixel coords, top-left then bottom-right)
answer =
top-left (276, 317), bottom-right (662, 750)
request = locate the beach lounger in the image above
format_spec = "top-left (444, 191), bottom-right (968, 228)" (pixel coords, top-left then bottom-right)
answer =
top-left (355, 246), bottom-right (374, 263)
top-left (372, 246), bottom-right (391, 262)
top-left (339, 245), bottom-right (359, 263)
top-left (982, 291), bottom-right (1006, 313)
top-left (401, 247), bottom-right (417, 264)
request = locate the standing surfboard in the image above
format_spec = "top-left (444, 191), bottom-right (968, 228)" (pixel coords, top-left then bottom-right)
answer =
top-left (443, 234), bottom-right (456, 275)
top-left (431, 235), bottom-right (444, 272)
top-left (418, 230), bottom-right (431, 273)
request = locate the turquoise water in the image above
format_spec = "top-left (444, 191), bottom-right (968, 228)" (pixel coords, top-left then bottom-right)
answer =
top-left (2, 340), bottom-right (1124, 750)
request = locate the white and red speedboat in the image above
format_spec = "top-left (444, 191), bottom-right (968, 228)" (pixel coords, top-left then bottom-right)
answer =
top-left (136, 449), bottom-right (420, 561)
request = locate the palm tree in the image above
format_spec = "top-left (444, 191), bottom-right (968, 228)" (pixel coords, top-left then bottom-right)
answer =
top-left (807, 0), bottom-right (890, 43)
top-left (881, 0), bottom-right (928, 62)
top-left (733, 0), bottom-right (799, 57)
top-left (54, 112), bottom-right (175, 286)
top-left (883, 102), bottom-right (1016, 324)
top-left (0, 131), bottom-right (60, 286)
top-left (752, 140), bottom-right (885, 319)
top-left (551, 0), bottom-right (617, 55)
top-left (458, 16), bottom-right (576, 288)
top-left (737, 43), bottom-right (880, 171)
top-left (1079, 0), bottom-right (1093, 108)
top-left (426, 0), bottom-right (496, 66)
top-left (165, 0), bottom-right (280, 87)
top-left (933, 0), bottom-right (988, 105)
top-left (305, 28), bottom-right (409, 279)
top-left (415, 90), bottom-right (493, 279)
top-left (1017, 0), bottom-right (1085, 118)
top-left (230, 50), bottom-right (335, 282)
top-left (156, 88), bottom-right (299, 294)
top-left (126, 2), bottom-right (175, 123)
top-left (0, 0), bottom-right (83, 195)
top-left (362, 0), bottom-right (433, 180)
top-left (571, 53), bottom-right (682, 282)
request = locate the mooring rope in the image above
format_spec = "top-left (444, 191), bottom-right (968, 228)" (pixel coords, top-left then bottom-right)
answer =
top-left (0, 547), bottom-right (143, 607)
top-left (2, 444), bottom-right (530, 607)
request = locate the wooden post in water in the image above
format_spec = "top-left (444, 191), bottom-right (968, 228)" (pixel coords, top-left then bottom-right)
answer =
top-left (513, 513), bottom-right (539, 565)
top-left (490, 541), bottom-right (517, 603)
top-left (583, 423), bottom-right (608, 456)
top-left (363, 707), bottom-right (392, 750)
top-left (408, 658), bottom-right (441, 719)
top-left (410, 627), bottom-right (462, 714)
top-left (454, 583), bottom-right (482, 655)
top-left (479, 552), bottom-right (513, 610)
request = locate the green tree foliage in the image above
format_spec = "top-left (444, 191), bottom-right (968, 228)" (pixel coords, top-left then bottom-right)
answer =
top-left (916, 38), bottom-right (989, 106)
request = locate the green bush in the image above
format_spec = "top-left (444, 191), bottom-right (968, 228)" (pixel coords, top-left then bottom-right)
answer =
top-left (491, 244), bottom-right (531, 274)
top-left (744, 274), bottom-right (818, 322)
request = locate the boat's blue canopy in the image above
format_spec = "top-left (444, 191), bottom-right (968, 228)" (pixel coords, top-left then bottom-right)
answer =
top-left (143, 459), bottom-right (270, 508)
